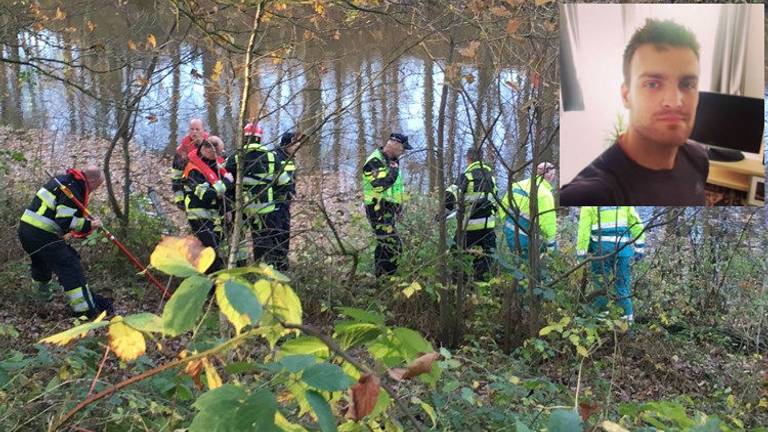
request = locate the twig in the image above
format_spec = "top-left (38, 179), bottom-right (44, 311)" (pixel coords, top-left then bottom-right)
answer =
top-left (87, 345), bottom-right (111, 398)
top-left (49, 328), bottom-right (262, 431)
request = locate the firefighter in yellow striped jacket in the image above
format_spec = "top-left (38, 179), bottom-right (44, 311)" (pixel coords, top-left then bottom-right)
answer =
top-left (17, 166), bottom-right (114, 319)
top-left (577, 206), bottom-right (646, 322)
top-left (445, 149), bottom-right (498, 281)
top-left (362, 133), bottom-right (410, 277)
top-left (498, 162), bottom-right (558, 261)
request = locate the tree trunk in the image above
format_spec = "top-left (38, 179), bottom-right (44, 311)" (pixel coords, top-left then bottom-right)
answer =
top-left (167, 43), bottom-right (181, 153)
top-left (203, 46), bottom-right (219, 134)
top-left (423, 58), bottom-right (436, 192)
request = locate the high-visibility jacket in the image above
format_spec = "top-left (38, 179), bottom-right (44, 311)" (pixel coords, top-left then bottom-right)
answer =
top-left (171, 132), bottom-right (209, 206)
top-left (577, 206), bottom-right (645, 258)
top-left (20, 169), bottom-right (93, 238)
top-left (362, 148), bottom-right (403, 206)
top-left (445, 161), bottom-right (498, 231)
top-left (498, 176), bottom-right (557, 248)
top-left (226, 142), bottom-right (276, 217)
top-left (274, 148), bottom-right (296, 209)
top-left (183, 151), bottom-right (230, 223)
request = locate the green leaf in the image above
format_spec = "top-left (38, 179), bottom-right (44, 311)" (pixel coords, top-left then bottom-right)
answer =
top-left (547, 409), bottom-right (583, 432)
top-left (336, 307), bottom-right (385, 325)
top-left (216, 279), bottom-right (262, 334)
top-left (411, 397), bottom-right (437, 428)
top-left (280, 336), bottom-right (330, 359)
top-left (280, 355), bottom-right (318, 373)
top-left (301, 363), bottom-right (353, 392)
top-left (306, 390), bottom-right (337, 432)
top-left (192, 384), bottom-right (246, 411)
top-left (223, 361), bottom-right (259, 375)
top-left (123, 313), bottom-right (163, 333)
top-left (392, 327), bottom-right (433, 360)
top-left (333, 322), bottom-right (381, 350)
top-left (233, 388), bottom-right (278, 430)
top-left (516, 420), bottom-right (533, 432)
top-left (163, 275), bottom-right (212, 336)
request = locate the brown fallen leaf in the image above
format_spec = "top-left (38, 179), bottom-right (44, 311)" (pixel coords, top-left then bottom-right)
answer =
top-left (388, 352), bottom-right (441, 381)
top-left (579, 401), bottom-right (600, 421)
top-left (185, 359), bottom-right (204, 390)
top-left (346, 373), bottom-right (381, 421)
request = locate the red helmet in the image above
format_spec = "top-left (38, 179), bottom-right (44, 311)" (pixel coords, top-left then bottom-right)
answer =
top-left (243, 123), bottom-right (263, 137)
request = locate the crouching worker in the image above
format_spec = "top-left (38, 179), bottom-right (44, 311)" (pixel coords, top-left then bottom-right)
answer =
top-left (18, 166), bottom-right (114, 319)
top-left (183, 137), bottom-right (232, 273)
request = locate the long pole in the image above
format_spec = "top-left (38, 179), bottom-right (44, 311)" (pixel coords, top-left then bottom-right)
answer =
top-left (46, 171), bottom-right (171, 299)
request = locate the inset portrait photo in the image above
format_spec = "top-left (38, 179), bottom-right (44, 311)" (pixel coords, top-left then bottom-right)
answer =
top-left (559, 4), bottom-right (764, 206)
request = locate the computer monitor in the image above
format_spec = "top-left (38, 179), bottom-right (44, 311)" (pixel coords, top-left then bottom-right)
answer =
top-left (689, 91), bottom-right (764, 162)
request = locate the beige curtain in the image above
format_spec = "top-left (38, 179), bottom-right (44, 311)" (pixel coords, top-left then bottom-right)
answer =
top-left (711, 5), bottom-right (749, 95)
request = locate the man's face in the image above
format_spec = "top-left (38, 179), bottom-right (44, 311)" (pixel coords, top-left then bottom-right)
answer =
top-left (189, 120), bottom-right (204, 143)
top-left (621, 44), bottom-right (699, 148)
top-left (384, 139), bottom-right (405, 159)
top-left (200, 143), bottom-right (216, 160)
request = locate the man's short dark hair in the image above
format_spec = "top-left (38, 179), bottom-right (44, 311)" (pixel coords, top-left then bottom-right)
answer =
top-left (622, 19), bottom-right (700, 84)
top-left (467, 149), bottom-right (482, 162)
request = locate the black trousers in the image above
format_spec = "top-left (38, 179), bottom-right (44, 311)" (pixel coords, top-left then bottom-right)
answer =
top-left (18, 223), bottom-right (96, 311)
top-left (264, 204), bottom-right (291, 271)
top-left (456, 228), bottom-right (496, 282)
top-left (189, 219), bottom-right (224, 273)
top-left (365, 202), bottom-right (402, 277)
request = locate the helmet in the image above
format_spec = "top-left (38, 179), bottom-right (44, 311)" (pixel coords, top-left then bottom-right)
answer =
top-left (243, 123), bottom-right (263, 138)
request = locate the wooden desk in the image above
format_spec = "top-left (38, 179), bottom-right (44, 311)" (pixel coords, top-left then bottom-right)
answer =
top-left (707, 158), bottom-right (765, 192)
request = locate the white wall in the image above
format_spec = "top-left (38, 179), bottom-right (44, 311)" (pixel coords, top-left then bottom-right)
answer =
top-left (560, 4), bottom-right (763, 184)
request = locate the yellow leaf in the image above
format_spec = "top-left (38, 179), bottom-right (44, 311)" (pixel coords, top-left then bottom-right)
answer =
top-left (146, 33), bottom-right (157, 49)
top-left (86, 20), bottom-right (96, 32)
top-left (53, 7), bottom-right (66, 20)
top-left (108, 317), bottom-right (146, 362)
top-left (39, 312), bottom-right (109, 346)
top-left (464, 74), bottom-right (475, 84)
top-left (576, 344), bottom-right (589, 357)
top-left (275, 411), bottom-right (308, 431)
top-left (508, 375), bottom-right (521, 385)
top-left (150, 235), bottom-right (215, 277)
top-left (600, 420), bottom-right (630, 432)
top-left (253, 280), bottom-right (302, 348)
top-left (727, 394), bottom-right (735, 408)
top-left (534, 0), bottom-right (554, 6)
top-left (215, 279), bottom-right (251, 335)
top-left (211, 60), bottom-right (224, 82)
top-left (758, 398), bottom-right (768, 409)
top-left (202, 357), bottom-right (222, 389)
top-left (539, 325), bottom-right (556, 336)
top-left (313, 1), bottom-right (324, 15)
top-left (402, 281), bottom-right (422, 299)
top-left (127, 39), bottom-right (138, 51)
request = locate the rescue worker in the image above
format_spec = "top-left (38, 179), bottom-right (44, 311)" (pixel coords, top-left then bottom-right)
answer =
top-left (171, 119), bottom-right (208, 209)
top-left (226, 123), bottom-right (277, 264)
top-left (576, 206), bottom-right (646, 323)
top-left (444, 149), bottom-right (498, 281)
top-left (183, 137), bottom-right (232, 273)
top-left (265, 131), bottom-right (302, 271)
top-left (362, 133), bottom-right (411, 277)
top-left (498, 162), bottom-right (558, 261)
top-left (18, 166), bottom-right (114, 319)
